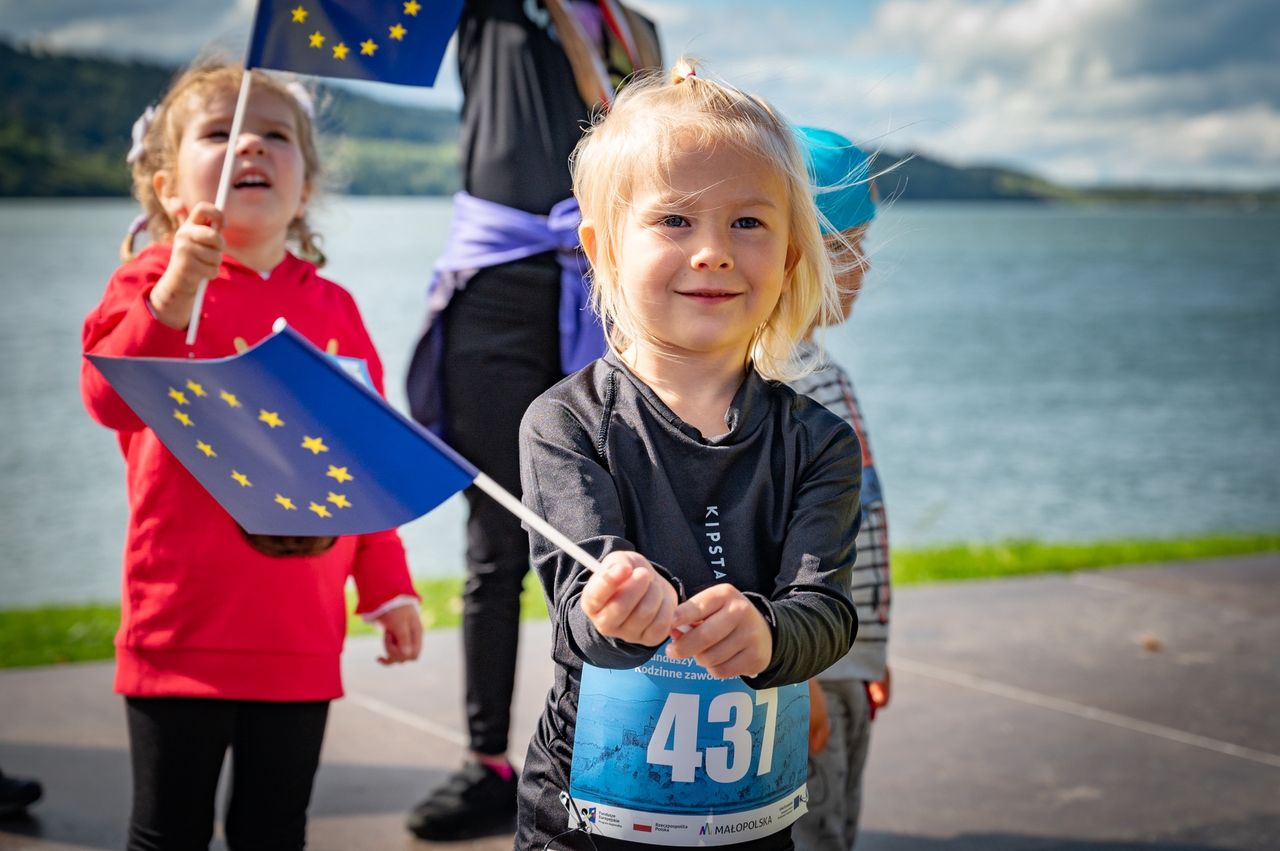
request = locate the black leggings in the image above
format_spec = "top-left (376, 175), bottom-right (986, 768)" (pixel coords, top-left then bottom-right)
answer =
top-left (125, 696), bottom-right (329, 851)
top-left (440, 255), bottom-right (562, 756)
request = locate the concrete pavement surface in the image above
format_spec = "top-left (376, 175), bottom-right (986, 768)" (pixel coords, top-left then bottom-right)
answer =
top-left (1, 554), bottom-right (1277, 850)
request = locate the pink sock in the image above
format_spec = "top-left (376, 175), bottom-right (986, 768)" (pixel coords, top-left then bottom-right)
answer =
top-left (485, 761), bottom-right (515, 782)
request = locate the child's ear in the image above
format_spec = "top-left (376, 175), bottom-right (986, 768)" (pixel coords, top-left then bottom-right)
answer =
top-left (578, 220), bottom-right (599, 266)
top-left (153, 170), bottom-right (185, 222)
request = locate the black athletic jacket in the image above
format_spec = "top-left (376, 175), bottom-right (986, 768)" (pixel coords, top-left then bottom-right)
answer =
top-left (516, 351), bottom-right (861, 849)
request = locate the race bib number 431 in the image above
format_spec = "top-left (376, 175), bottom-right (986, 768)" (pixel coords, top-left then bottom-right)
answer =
top-left (568, 651), bottom-right (809, 845)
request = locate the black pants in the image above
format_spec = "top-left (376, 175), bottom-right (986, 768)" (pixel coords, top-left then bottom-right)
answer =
top-left (439, 256), bottom-right (562, 756)
top-left (125, 696), bottom-right (330, 851)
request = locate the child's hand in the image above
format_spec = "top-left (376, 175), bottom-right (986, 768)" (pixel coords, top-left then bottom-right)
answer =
top-left (666, 584), bottom-right (772, 680)
top-left (150, 202), bottom-right (224, 330)
top-left (866, 667), bottom-right (891, 719)
top-left (580, 551), bottom-right (677, 647)
top-left (375, 605), bottom-right (423, 666)
top-left (808, 678), bottom-right (830, 754)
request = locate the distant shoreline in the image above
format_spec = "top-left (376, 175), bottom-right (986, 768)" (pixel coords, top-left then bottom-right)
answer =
top-left (5, 42), bottom-right (1276, 205)
top-left (2, 193), bottom-right (1276, 207)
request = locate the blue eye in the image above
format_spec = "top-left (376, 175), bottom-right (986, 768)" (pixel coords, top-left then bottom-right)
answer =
top-left (659, 214), bottom-right (689, 228)
top-left (734, 217), bottom-right (762, 229)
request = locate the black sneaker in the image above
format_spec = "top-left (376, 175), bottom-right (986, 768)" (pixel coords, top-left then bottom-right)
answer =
top-left (407, 760), bottom-right (517, 841)
top-left (0, 770), bottom-right (43, 819)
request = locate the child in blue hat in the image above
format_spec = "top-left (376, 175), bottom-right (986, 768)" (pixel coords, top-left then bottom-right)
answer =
top-left (789, 127), bottom-right (891, 851)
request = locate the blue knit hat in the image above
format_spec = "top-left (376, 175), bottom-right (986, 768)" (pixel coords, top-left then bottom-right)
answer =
top-left (796, 126), bottom-right (876, 233)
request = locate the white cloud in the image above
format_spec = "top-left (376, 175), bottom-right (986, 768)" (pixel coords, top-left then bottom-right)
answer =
top-left (841, 0), bottom-right (1280, 186)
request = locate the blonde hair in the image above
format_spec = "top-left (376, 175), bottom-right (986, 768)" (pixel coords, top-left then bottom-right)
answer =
top-left (120, 62), bottom-right (325, 266)
top-left (570, 59), bottom-right (840, 381)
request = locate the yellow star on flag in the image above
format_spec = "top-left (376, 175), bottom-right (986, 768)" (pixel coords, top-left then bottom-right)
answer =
top-left (168, 387), bottom-right (189, 406)
top-left (291, 5), bottom-right (308, 23)
top-left (333, 42), bottom-right (349, 60)
top-left (174, 410), bottom-right (194, 427)
top-left (389, 23), bottom-right (406, 40)
top-left (220, 390), bottom-right (242, 408)
top-left (231, 470), bottom-right (252, 488)
top-left (327, 465), bottom-right (354, 483)
top-left (185, 379), bottom-right (207, 397)
top-left (361, 39), bottom-right (378, 56)
top-left (327, 492), bottom-right (352, 509)
top-left (259, 410), bottom-right (285, 428)
top-left (404, 0), bottom-right (422, 15)
top-left (309, 501), bottom-right (332, 518)
top-left (275, 494), bottom-right (297, 510)
top-left (309, 30), bottom-right (325, 48)
top-left (196, 440), bottom-right (217, 458)
top-left (301, 435), bottom-right (329, 455)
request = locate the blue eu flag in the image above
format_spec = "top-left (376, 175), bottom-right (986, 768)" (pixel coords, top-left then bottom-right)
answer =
top-left (86, 325), bottom-right (478, 537)
top-left (245, 0), bottom-right (463, 87)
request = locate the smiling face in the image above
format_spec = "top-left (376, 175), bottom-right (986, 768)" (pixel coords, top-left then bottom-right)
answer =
top-left (155, 86), bottom-right (309, 264)
top-left (597, 142), bottom-right (794, 368)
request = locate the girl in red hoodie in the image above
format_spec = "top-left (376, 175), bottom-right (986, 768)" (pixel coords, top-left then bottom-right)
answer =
top-left (81, 62), bottom-right (422, 851)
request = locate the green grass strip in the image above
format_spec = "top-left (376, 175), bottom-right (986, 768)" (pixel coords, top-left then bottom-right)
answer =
top-left (892, 534), bottom-right (1280, 585)
top-left (1, 534), bottom-right (1275, 670)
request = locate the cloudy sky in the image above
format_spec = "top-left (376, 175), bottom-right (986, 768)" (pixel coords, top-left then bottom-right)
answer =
top-left (3, 0), bottom-right (1276, 187)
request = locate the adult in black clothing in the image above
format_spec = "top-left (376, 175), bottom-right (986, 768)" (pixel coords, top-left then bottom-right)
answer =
top-left (404, 0), bottom-right (660, 840)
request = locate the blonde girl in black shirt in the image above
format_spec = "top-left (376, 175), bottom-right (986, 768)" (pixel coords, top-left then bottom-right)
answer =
top-left (517, 60), bottom-right (863, 850)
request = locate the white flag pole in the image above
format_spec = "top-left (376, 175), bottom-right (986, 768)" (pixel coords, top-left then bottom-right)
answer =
top-left (472, 472), bottom-right (604, 573)
top-left (186, 69), bottom-right (255, 346)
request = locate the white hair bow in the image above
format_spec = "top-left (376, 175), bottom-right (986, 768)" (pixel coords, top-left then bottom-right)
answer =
top-left (126, 105), bottom-right (157, 164)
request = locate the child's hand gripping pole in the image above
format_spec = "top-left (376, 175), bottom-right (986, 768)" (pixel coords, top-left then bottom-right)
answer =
top-left (185, 70), bottom-right (254, 346)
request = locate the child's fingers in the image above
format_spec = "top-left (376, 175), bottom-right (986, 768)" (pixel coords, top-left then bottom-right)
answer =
top-left (579, 562), bottom-right (635, 618)
top-left (670, 583), bottom-right (732, 629)
top-left (186, 202), bottom-right (224, 231)
top-left (182, 241), bottom-right (223, 269)
top-left (183, 223), bottom-right (225, 247)
top-left (626, 574), bottom-right (667, 626)
top-left (376, 608), bottom-right (422, 665)
top-left (701, 644), bottom-right (765, 680)
top-left (378, 632), bottom-right (412, 665)
top-left (666, 604), bottom-right (733, 660)
top-left (405, 615), bottom-right (423, 659)
top-left (586, 568), bottom-right (654, 634)
top-left (632, 577), bottom-right (678, 646)
top-left (390, 613), bottom-right (422, 662)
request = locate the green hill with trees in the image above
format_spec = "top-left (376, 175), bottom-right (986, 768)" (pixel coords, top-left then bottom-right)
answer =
top-left (0, 41), bottom-right (460, 197)
top-left (3, 41), bottom-right (1275, 205)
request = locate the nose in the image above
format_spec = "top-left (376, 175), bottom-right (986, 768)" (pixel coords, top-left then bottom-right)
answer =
top-left (689, 232), bottom-right (733, 271)
top-left (235, 132), bottom-right (266, 156)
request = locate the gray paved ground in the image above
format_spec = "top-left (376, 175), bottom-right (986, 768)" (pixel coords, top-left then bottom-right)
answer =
top-left (1, 554), bottom-right (1277, 850)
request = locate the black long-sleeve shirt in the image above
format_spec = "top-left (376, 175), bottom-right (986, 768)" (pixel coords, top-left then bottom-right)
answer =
top-left (516, 352), bottom-right (861, 849)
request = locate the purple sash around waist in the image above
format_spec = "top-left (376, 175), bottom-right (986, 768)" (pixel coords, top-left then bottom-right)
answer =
top-left (406, 192), bottom-right (605, 433)
top-left (425, 191), bottom-right (604, 373)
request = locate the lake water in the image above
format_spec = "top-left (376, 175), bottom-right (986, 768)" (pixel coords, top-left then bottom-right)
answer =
top-left (2, 198), bottom-right (1277, 606)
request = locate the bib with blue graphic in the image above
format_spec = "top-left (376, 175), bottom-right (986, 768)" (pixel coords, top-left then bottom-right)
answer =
top-left (567, 649), bottom-right (809, 845)
top-left (327, 353), bottom-right (372, 390)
